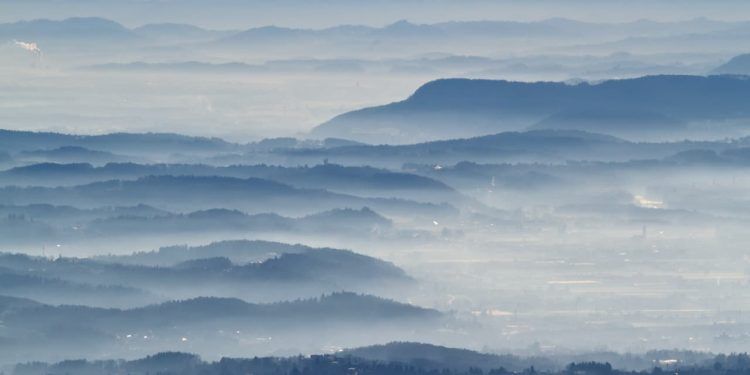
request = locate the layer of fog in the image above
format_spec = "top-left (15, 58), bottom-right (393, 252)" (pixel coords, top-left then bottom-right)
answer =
top-left (3, 3), bottom-right (750, 369)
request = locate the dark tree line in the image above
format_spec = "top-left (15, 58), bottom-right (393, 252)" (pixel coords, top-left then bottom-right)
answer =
top-left (11, 352), bottom-right (750, 375)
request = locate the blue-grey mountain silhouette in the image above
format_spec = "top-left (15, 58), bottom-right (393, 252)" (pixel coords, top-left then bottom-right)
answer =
top-left (313, 75), bottom-right (750, 143)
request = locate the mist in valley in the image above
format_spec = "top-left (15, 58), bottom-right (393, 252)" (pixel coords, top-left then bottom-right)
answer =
top-left (3, 1), bottom-right (750, 374)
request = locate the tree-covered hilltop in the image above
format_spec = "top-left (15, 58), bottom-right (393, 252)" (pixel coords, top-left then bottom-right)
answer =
top-left (12, 351), bottom-right (750, 375)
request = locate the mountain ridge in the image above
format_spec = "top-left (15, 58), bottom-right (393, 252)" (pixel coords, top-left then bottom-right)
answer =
top-left (312, 75), bottom-right (750, 143)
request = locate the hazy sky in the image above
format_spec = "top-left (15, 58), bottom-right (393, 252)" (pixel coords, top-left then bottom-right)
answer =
top-left (3, 0), bottom-right (750, 29)
top-left (2, 0), bottom-right (748, 140)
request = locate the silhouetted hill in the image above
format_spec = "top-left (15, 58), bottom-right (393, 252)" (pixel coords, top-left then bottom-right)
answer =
top-left (96, 240), bottom-right (314, 266)
top-left (712, 53), bottom-right (750, 75)
top-left (288, 130), bottom-right (628, 165)
top-left (0, 246), bottom-right (411, 299)
top-left (298, 207), bottom-right (392, 230)
top-left (257, 247), bottom-right (408, 281)
top-left (85, 207), bottom-right (392, 237)
top-left (286, 130), bottom-right (750, 166)
top-left (313, 75), bottom-right (750, 143)
top-left (0, 175), bottom-right (456, 217)
top-left (0, 267), bottom-right (154, 308)
top-left (0, 292), bottom-right (441, 364)
top-left (0, 206), bottom-right (403, 247)
top-left (345, 342), bottom-right (555, 372)
top-left (2, 163), bottom-right (98, 186)
top-left (0, 294), bottom-right (42, 312)
top-left (125, 292), bottom-right (435, 323)
top-left (0, 129), bottom-right (236, 155)
top-left (0, 162), bottom-right (456, 202)
top-left (124, 352), bottom-right (203, 374)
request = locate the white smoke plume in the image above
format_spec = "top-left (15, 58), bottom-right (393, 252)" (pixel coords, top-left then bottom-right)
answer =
top-left (13, 40), bottom-right (43, 56)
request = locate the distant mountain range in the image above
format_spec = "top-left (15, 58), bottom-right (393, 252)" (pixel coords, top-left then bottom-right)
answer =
top-left (0, 130), bottom-right (377, 168)
top-left (0, 205), bottom-right (406, 248)
top-left (312, 75), bottom-right (750, 143)
top-left (3, 16), bottom-right (749, 57)
top-left (79, 53), bottom-right (709, 82)
top-left (0, 16), bottom-right (715, 41)
top-left (407, 144), bottom-right (750, 190)
top-left (0, 129), bottom-right (236, 155)
top-left (0, 245), bottom-right (411, 301)
top-left (0, 162), bottom-right (455, 199)
top-left (0, 174), bottom-right (456, 217)
top-left (565, 26), bottom-right (750, 55)
top-left (0, 292), bottom-right (441, 364)
top-left (84, 207), bottom-right (395, 244)
top-left (0, 236), bottom-right (423, 319)
top-left (284, 129), bottom-right (750, 167)
top-left (5, 127), bottom-right (750, 171)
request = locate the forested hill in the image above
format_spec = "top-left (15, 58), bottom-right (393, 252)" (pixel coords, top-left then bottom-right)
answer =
top-left (12, 351), bottom-right (750, 375)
